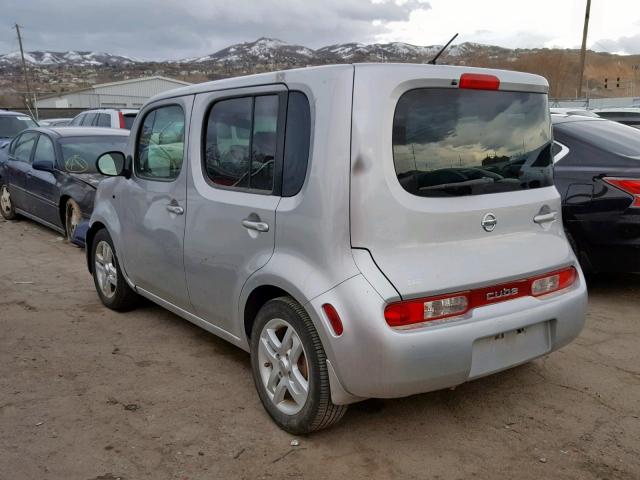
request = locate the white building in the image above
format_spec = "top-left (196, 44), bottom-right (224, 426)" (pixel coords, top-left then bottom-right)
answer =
top-left (36, 76), bottom-right (191, 109)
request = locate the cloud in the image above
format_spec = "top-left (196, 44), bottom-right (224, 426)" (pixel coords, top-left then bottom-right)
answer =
top-left (0, 0), bottom-right (430, 60)
top-left (592, 34), bottom-right (640, 55)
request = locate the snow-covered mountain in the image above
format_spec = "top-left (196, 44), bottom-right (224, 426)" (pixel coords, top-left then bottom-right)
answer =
top-left (0, 38), bottom-right (539, 70)
top-left (0, 50), bottom-right (139, 67)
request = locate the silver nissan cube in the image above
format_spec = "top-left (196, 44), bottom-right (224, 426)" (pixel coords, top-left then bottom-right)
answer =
top-left (88, 64), bottom-right (587, 433)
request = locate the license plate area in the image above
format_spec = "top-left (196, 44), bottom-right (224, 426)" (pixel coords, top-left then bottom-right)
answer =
top-left (469, 321), bottom-right (551, 378)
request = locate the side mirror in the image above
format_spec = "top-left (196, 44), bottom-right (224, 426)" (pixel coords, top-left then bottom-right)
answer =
top-left (32, 158), bottom-right (55, 172)
top-left (96, 151), bottom-right (127, 177)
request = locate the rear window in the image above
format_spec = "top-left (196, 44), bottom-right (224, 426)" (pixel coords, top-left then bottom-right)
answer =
top-left (123, 113), bottom-right (136, 129)
top-left (392, 88), bottom-right (553, 197)
top-left (60, 136), bottom-right (128, 174)
top-left (0, 115), bottom-right (37, 138)
top-left (555, 119), bottom-right (640, 157)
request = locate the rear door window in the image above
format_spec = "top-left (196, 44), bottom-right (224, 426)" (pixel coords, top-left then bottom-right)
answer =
top-left (96, 113), bottom-right (111, 127)
top-left (204, 94), bottom-right (280, 192)
top-left (392, 88), bottom-right (553, 197)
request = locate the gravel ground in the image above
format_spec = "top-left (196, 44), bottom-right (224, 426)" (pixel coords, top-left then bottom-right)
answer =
top-left (1, 217), bottom-right (639, 480)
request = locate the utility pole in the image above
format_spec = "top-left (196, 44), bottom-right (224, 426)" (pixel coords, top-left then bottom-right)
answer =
top-left (14, 24), bottom-right (36, 118)
top-left (577, 0), bottom-right (591, 98)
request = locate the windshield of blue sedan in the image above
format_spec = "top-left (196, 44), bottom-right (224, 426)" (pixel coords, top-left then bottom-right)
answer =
top-left (392, 88), bottom-right (554, 197)
top-left (0, 116), bottom-right (37, 138)
top-left (60, 136), bottom-right (128, 173)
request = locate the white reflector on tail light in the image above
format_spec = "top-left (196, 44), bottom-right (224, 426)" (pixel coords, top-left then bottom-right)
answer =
top-left (384, 266), bottom-right (578, 328)
top-left (530, 267), bottom-right (577, 297)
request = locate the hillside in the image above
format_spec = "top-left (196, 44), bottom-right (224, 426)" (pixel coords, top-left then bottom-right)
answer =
top-left (1, 37), bottom-right (639, 107)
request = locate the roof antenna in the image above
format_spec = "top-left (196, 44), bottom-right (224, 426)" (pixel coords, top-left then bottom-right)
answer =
top-left (428, 33), bottom-right (458, 65)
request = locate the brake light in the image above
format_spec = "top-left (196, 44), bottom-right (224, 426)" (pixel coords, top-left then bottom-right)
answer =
top-left (322, 304), bottom-right (344, 336)
top-left (384, 266), bottom-right (577, 328)
top-left (118, 111), bottom-right (125, 129)
top-left (603, 177), bottom-right (640, 207)
top-left (459, 73), bottom-right (500, 90)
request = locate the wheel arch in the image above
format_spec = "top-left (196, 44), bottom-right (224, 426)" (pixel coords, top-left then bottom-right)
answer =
top-left (243, 284), bottom-right (295, 341)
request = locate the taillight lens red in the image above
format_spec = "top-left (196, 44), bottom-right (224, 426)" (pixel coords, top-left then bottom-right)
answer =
top-left (322, 303), bottom-right (344, 336)
top-left (384, 266), bottom-right (577, 328)
top-left (603, 177), bottom-right (640, 207)
top-left (459, 73), bottom-right (500, 90)
top-left (118, 111), bottom-right (126, 129)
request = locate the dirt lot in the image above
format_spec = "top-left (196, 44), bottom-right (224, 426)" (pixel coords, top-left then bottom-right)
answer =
top-left (1, 217), bottom-right (639, 480)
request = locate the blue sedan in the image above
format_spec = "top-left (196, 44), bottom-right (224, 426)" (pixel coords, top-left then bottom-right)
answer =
top-left (0, 127), bottom-right (129, 244)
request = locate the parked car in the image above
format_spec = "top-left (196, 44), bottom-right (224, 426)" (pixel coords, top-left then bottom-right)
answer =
top-left (86, 65), bottom-right (587, 433)
top-left (0, 110), bottom-right (38, 148)
top-left (552, 114), bottom-right (640, 273)
top-left (592, 107), bottom-right (640, 128)
top-left (39, 118), bottom-right (72, 127)
top-left (68, 108), bottom-right (138, 130)
top-left (550, 107), bottom-right (599, 118)
top-left (0, 127), bottom-right (129, 241)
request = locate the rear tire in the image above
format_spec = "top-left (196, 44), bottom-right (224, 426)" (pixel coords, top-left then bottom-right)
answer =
top-left (91, 228), bottom-right (139, 311)
top-left (250, 296), bottom-right (347, 434)
top-left (0, 185), bottom-right (18, 220)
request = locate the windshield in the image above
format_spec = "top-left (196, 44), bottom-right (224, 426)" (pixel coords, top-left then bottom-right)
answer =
top-left (0, 116), bottom-right (38, 138)
top-left (392, 88), bottom-right (553, 197)
top-left (60, 136), bottom-right (128, 174)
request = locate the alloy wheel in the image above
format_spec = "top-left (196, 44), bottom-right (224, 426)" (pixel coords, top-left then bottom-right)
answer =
top-left (258, 318), bottom-right (310, 415)
top-left (0, 186), bottom-right (12, 216)
top-left (94, 240), bottom-right (118, 299)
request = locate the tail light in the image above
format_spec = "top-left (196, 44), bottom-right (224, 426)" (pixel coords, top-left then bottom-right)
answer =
top-left (603, 177), bottom-right (640, 207)
top-left (459, 73), bottom-right (500, 90)
top-left (118, 111), bottom-right (126, 129)
top-left (384, 266), bottom-right (577, 328)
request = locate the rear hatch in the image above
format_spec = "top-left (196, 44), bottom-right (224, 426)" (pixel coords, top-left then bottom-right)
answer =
top-left (350, 64), bottom-right (573, 299)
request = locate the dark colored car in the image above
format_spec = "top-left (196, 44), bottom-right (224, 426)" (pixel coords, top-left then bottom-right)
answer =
top-left (0, 111), bottom-right (38, 148)
top-left (0, 127), bottom-right (129, 241)
top-left (552, 114), bottom-right (640, 273)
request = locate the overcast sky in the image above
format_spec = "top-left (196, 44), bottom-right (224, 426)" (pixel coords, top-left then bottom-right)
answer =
top-left (2, 0), bottom-right (639, 60)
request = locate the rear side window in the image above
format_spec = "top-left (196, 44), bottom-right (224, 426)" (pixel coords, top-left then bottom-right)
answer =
top-left (204, 94), bottom-right (279, 192)
top-left (123, 114), bottom-right (137, 129)
top-left (282, 92), bottom-right (311, 197)
top-left (96, 113), bottom-right (111, 127)
top-left (392, 88), bottom-right (553, 197)
top-left (135, 105), bottom-right (185, 181)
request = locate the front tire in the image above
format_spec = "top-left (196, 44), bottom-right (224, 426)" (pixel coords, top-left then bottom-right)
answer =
top-left (0, 185), bottom-right (18, 220)
top-left (91, 229), bottom-right (139, 311)
top-left (64, 198), bottom-right (82, 240)
top-left (250, 297), bottom-right (347, 434)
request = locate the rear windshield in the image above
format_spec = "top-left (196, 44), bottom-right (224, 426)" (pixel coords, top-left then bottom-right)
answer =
top-left (0, 115), bottom-right (37, 138)
top-left (60, 136), bottom-right (128, 174)
top-left (555, 119), bottom-right (640, 157)
top-left (392, 88), bottom-right (553, 197)
top-left (123, 114), bottom-right (137, 129)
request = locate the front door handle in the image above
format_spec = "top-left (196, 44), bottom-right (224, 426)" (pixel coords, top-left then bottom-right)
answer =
top-left (166, 204), bottom-right (184, 215)
top-left (533, 211), bottom-right (557, 224)
top-left (242, 219), bottom-right (269, 232)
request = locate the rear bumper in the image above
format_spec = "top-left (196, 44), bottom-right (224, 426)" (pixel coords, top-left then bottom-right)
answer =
top-left (308, 270), bottom-right (587, 401)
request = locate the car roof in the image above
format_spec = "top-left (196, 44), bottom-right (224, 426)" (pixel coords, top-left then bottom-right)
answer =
top-left (594, 107), bottom-right (640, 113)
top-left (29, 127), bottom-right (130, 137)
top-left (148, 63), bottom-right (549, 104)
top-left (550, 113), bottom-right (607, 125)
top-left (0, 110), bottom-right (32, 117)
top-left (80, 108), bottom-right (139, 114)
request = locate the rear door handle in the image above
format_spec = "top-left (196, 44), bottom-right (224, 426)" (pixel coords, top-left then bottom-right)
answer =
top-left (242, 219), bottom-right (269, 232)
top-left (533, 212), bottom-right (557, 224)
top-left (166, 204), bottom-right (184, 215)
